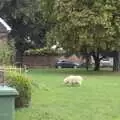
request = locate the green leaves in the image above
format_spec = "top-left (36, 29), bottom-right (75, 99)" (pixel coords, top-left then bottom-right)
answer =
top-left (6, 71), bottom-right (32, 108)
top-left (46, 0), bottom-right (120, 53)
top-left (0, 40), bottom-right (15, 65)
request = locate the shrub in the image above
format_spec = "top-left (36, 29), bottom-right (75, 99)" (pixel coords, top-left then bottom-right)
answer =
top-left (24, 47), bottom-right (63, 56)
top-left (5, 71), bottom-right (32, 108)
top-left (0, 40), bottom-right (15, 65)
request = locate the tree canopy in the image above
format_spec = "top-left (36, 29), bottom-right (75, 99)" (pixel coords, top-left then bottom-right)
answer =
top-left (1, 0), bottom-right (120, 70)
top-left (0, 0), bottom-right (55, 62)
top-left (46, 0), bottom-right (120, 70)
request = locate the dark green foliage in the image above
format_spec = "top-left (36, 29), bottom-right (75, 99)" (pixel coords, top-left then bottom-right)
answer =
top-left (0, 0), bottom-right (55, 62)
top-left (5, 71), bottom-right (31, 108)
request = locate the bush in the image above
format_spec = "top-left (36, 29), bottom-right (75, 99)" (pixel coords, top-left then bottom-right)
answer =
top-left (5, 71), bottom-right (32, 108)
top-left (24, 47), bottom-right (63, 56)
top-left (0, 40), bottom-right (15, 65)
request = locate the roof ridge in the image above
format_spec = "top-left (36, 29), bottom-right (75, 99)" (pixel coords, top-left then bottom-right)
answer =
top-left (0, 18), bottom-right (11, 32)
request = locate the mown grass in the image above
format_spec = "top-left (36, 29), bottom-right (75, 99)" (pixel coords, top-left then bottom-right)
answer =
top-left (16, 69), bottom-right (120, 120)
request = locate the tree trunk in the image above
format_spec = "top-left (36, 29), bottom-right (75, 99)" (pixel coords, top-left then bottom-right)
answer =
top-left (85, 55), bottom-right (90, 71)
top-left (92, 51), bottom-right (100, 71)
top-left (113, 52), bottom-right (120, 72)
top-left (94, 58), bottom-right (100, 71)
top-left (15, 50), bottom-right (23, 67)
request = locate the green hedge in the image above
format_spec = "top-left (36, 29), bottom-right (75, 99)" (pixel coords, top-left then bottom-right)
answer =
top-left (5, 71), bottom-right (32, 108)
top-left (24, 47), bottom-right (62, 56)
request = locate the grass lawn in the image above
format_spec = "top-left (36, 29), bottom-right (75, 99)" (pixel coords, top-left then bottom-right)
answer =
top-left (16, 69), bottom-right (120, 120)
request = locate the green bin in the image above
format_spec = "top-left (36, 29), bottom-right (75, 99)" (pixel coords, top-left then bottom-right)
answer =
top-left (0, 86), bottom-right (18, 120)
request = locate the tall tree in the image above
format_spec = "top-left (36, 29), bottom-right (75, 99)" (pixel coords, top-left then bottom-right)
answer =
top-left (46, 0), bottom-right (120, 71)
top-left (0, 0), bottom-right (47, 63)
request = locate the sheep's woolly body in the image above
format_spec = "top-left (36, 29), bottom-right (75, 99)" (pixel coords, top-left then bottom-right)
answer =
top-left (64, 75), bottom-right (83, 85)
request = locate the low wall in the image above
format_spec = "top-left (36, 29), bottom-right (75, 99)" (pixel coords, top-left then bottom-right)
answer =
top-left (23, 56), bottom-right (60, 68)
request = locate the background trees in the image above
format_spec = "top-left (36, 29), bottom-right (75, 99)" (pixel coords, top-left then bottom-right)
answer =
top-left (1, 0), bottom-right (120, 71)
top-left (46, 0), bottom-right (120, 71)
top-left (0, 0), bottom-right (55, 63)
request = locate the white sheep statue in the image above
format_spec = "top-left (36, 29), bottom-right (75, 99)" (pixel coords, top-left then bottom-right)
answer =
top-left (64, 75), bottom-right (83, 86)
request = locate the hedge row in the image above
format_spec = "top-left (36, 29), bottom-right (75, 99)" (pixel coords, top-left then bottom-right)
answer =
top-left (24, 47), bottom-right (62, 56)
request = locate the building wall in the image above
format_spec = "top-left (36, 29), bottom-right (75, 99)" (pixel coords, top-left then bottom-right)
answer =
top-left (0, 33), bottom-right (8, 44)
